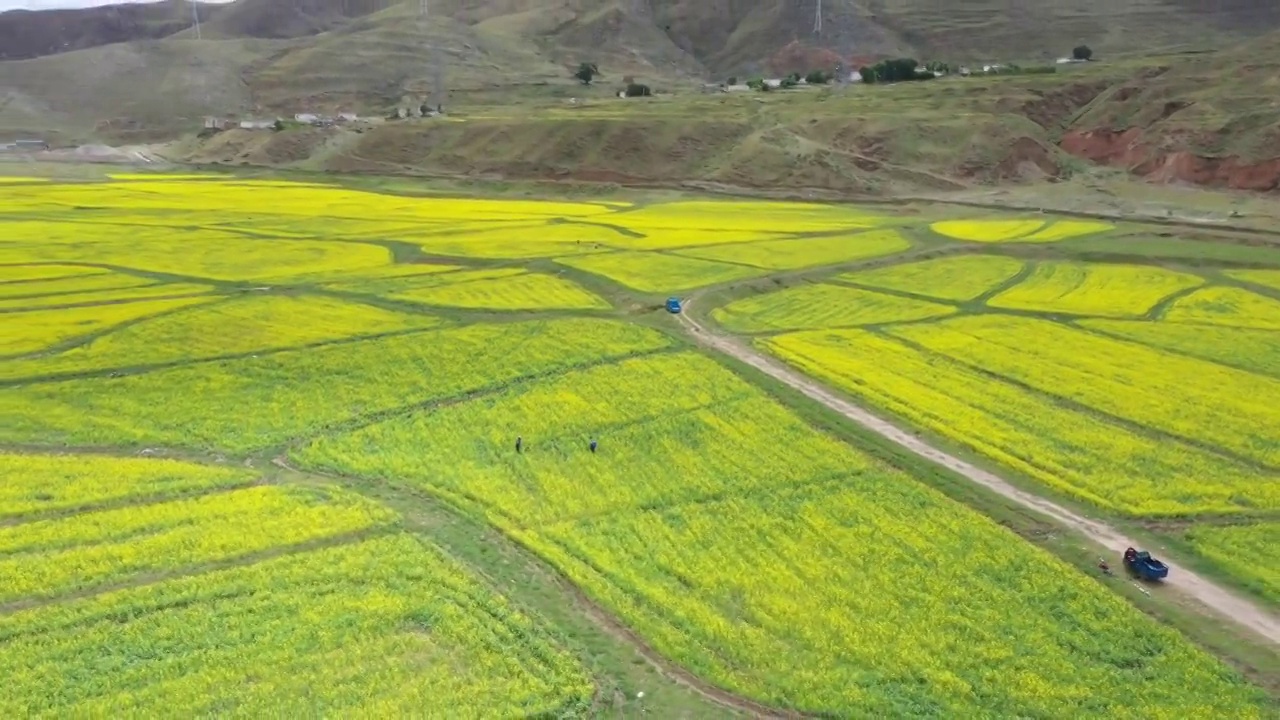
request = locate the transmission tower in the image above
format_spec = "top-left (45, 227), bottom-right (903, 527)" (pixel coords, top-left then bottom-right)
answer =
top-left (191, 0), bottom-right (202, 40)
top-left (813, 0), bottom-right (822, 36)
top-left (421, 0), bottom-right (446, 113)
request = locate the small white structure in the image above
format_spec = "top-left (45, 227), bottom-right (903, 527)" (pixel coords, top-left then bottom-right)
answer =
top-left (294, 113), bottom-right (319, 124)
top-left (240, 119), bottom-right (276, 130)
top-left (337, 112), bottom-right (358, 122)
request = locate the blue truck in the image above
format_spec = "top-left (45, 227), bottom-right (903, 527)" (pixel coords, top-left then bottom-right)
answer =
top-left (1123, 547), bottom-right (1169, 581)
top-left (665, 297), bottom-right (682, 314)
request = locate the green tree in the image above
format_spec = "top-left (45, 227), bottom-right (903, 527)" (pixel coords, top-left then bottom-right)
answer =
top-left (624, 83), bottom-right (652, 97)
top-left (574, 62), bottom-right (599, 85)
top-left (1072, 45), bottom-right (1093, 61)
top-left (805, 70), bottom-right (830, 84)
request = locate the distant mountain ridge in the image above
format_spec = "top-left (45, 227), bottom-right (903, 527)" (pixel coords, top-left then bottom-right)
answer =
top-left (5, 0), bottom-right (1280, 72)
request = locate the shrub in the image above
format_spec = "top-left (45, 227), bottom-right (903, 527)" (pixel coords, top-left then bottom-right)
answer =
top-left (624, 83), bottom-right (652, 97)
top-left (805, 70), bottom-right (830, 84)
top-left (1072, 45), bottom-right (1093, 61)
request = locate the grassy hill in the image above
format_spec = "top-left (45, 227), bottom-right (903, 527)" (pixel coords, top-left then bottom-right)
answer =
top-left (172, 33), bottom-right (1279, 195)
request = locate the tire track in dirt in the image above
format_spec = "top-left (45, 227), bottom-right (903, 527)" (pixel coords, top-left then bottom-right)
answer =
top-left (677, 298), bottom-right (1280, 647)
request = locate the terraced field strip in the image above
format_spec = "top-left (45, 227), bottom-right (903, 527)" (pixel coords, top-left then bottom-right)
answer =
top-left (712, 284), bottom-right (956, 333)
top-left (4, 297), bottom-right (214, 357)
top-left (0, 485), bottom-right (392, 604)
top-left (2, 295), bottom-right (445, 381)
top-left (294, 352), bottom-right (1272, 716)
top-left (673, 229), bottom-right (911, 270)
top-left (1079, 319), bottom-right (1280, 378)
top-left (0, 453), bottom-right (254, 520)
top-left (2, 318), bottom-right (674, 452)
top-left (1184, 523), bottom-right (1280, 605)
top-left (0, 534), bottom-right (594, 716)
top-left (556, 252), bottom-right (767, 292)
top-left (839, 254), bottom-right (1025, 301)
top-left (677, 298), bottom-right (1280, 646)
top-left (987, 262), bottom-right (1203, 317)
top-left (889, 316), bottom-right (1280, 468)
top-left (930, 219), bottom-right (1114, 243)
top-left (1163, 286), bottom-right (1280, 330)
top-left (0, 264), bottom-right (111, 283)
top-left (386, 272), bottom-right (610, 311)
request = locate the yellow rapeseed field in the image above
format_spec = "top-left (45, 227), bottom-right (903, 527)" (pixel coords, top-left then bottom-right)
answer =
top-left (413, 222), bottom-right (627, 258)
top-left (1, 264), bottom-right (110, 283)
top-left (0, 484), bottom-right (394, 603)
top-left (0, 534), bottom-right (594, 716)
top-left (930, 219), bottom-right (1044, 241)
top-left (892, 315), bottom-right (1280, 467)
top-left (0, 282), bottom-right (216, 311)
top-left (2, 295), bottom-right (445, 382)
top-left (840, 254), bottom-right (1025, 301)
top-left (762, 329), bottom-right (1273, 516)
top-left (1163, 286), bottom-right (1280, 330)
top-left (1184, 523), bottom-right (1279, 604)
top-left (712, 283), bottom-right (955, 333)
top-left (388, 272), bottom-right (610, 311)
top-left (1080, 319), bottom-right (1280, 378)
top-left (930, 219), bottom-right (1114, 243)
top-left (674, 229), bottom-right (911, 270)
top-left (4, 318), bottom-right (672, 452)
top-left (294, 352), bottom-right (1269, 717)
top-left (5, 296), bottom-right (214, 356)
top-left (0, 271), bottom-right (157, 300)
top-left (4, 177), bottom-right (1273, 714)
top-left (988, 262), bottom-right (1203, 317)
top-left (608, 200), bottom-right (878, 233)
top-left (321, 267), bottom-right (523, 295)
top-left (1227, 268), bottom-right (1280, 291)
top-left (556, 251), bottom-right (766, 292)
top-left (0, 453), bottom-right (253, 519)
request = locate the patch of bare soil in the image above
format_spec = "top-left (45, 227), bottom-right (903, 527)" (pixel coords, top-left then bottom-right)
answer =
top-left (1020, 82), bottom-right (1112, 130)
top-left (1062, 128), bottom-right (1280, 192)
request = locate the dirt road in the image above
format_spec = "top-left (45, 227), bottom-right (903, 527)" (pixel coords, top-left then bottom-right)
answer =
top-left (677, 301), bottom-right (1280, 647)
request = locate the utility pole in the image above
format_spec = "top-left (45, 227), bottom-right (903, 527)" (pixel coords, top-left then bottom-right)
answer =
top-left (813, 0), bottom-right (822, 36)
top-left (191, 0), bottom-right (202, 40)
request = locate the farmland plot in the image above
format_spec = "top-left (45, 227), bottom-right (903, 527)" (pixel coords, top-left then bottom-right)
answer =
top-left (674, 229), bottom-right (911, 270)
top-left (0, 535), bottom-right (593, 716)
top-left (890, 316), bottom-right (1280, 467)
top-left (1184, 524), bottom-right (1280, 605)
top-left (556, 251), bottom-right (766, 292)
top-left (987, 262), bottom-right (1202, 317)
top-left (3, 318), bottom-right (672, 452)
top-left (4, 297), bottom-right (214, 357)
top-left (294, 352), bottom-right (1268, 716)
top-left (712, 284), bottom-right (955, 333)
top-left (1163, 286), bottom-right (1280, 330)
top-left (841, 254), bottom-right (1024, 301)
top-left (2, 295), bottom-right (443, 381)
top-left (762, 330), bottom-right (1274, 516)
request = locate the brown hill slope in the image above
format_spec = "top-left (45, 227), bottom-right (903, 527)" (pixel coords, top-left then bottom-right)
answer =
top-left (0, 2), bottom-right (221, 61)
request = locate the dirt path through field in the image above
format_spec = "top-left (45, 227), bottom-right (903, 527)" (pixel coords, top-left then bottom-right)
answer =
top-left (677, 300), bottom-right (1280, 647)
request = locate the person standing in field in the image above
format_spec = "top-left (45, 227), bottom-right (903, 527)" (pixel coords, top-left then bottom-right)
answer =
top-left (516, 436), bottom-right (523, 453)
top-left (589, 438), bottom-right (598, 454)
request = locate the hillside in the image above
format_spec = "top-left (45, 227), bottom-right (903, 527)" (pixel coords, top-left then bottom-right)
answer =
top-left (169, 33), bottom-right (1279, 195)
top-left (0, 2), bottom-right (222, 61)
top-left (6, 0), bottom-right (1280, 72)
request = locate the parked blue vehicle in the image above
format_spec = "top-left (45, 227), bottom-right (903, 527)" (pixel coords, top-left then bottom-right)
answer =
top-left (665, 297), bottom-right (682, 314)
top-left (1124, 547), bottom-right (1169, 581)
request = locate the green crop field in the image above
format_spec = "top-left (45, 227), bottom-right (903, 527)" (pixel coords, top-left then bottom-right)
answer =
top-left (2, 174), bottom-right (1275, 716)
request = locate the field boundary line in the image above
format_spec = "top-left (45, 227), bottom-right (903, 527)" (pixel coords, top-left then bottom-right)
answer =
top-left (677, 298), bottom-right (1280, 647)
top-left (272, 456), bottom-right (806, 719)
